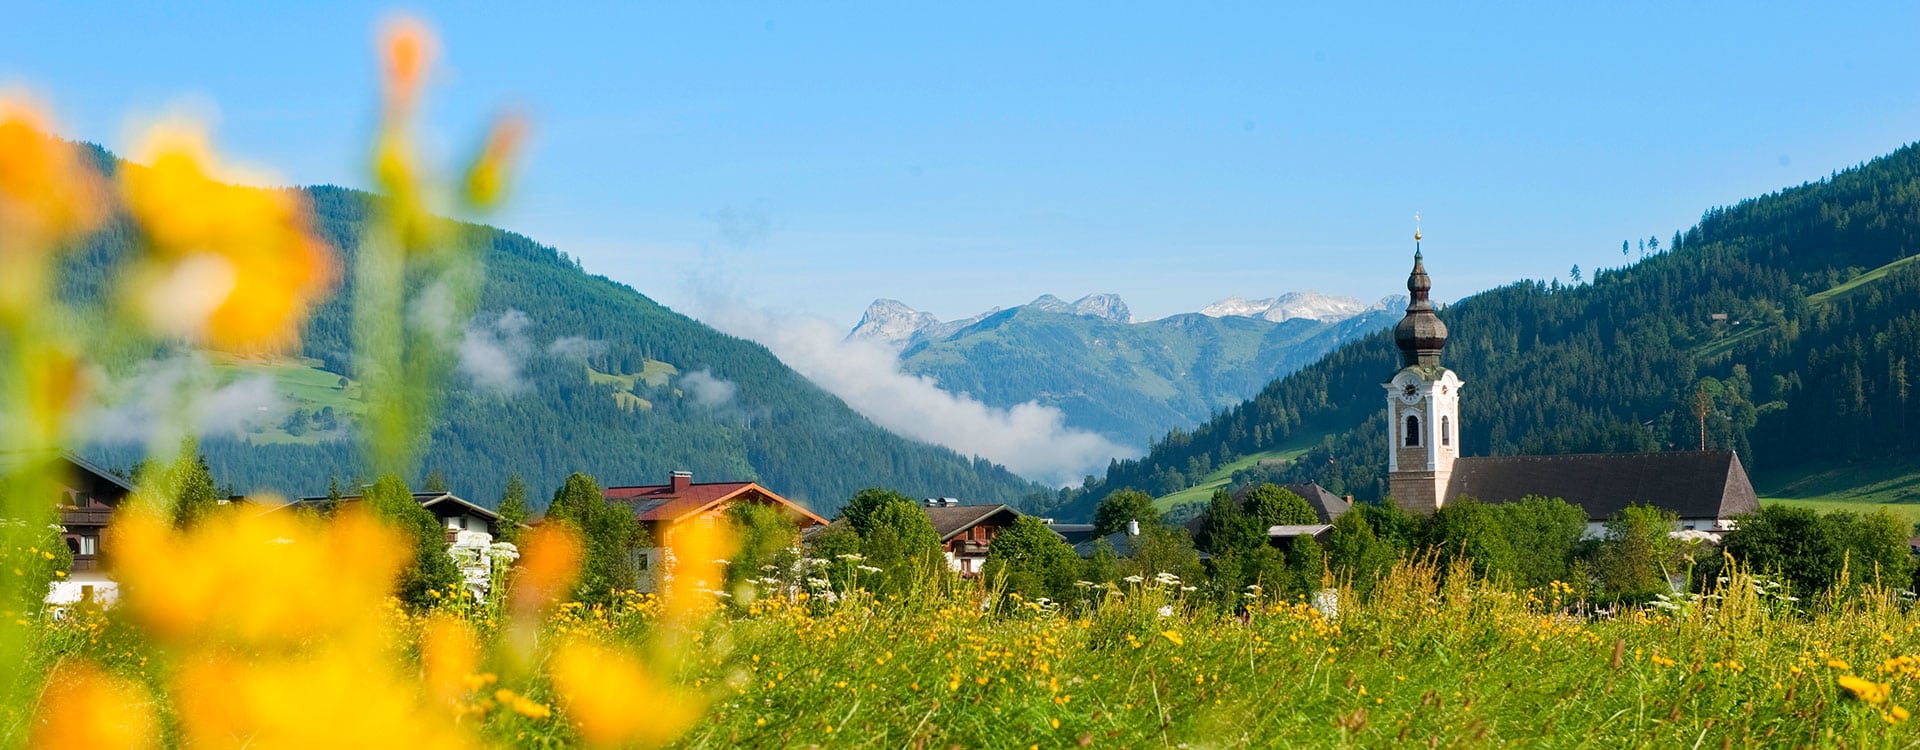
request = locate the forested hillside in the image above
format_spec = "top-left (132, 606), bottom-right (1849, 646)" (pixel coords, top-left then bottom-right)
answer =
top-left (65, 148), bottom-right (1044, 513)
top-left (1053, 143), bottom-right (1920, 520)
top-left (895, 306), bottom-right (1397, 449)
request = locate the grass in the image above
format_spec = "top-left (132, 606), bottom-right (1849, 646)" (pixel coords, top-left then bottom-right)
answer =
top-left (588, 361), bottom-right (679, 412)
top-left (205, 354), bottom-right (362, 445)
top-left (1153, 434), bottom-right (1322, 511)
top-left (1807, 254), bottom-right (1920, 305)
top-left (1755, 454), bottom-right (1920, 524)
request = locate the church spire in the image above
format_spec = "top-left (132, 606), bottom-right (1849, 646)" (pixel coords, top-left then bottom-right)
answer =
top-left (1393, 231), bottom-right (1448, 368)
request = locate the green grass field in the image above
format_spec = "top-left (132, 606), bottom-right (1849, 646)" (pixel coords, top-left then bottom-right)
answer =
top-left (1757, 454), bottom-right (1920, 525)
top-left (588, 361), bottom-right (679, 412)
top-left (1153, 435), bottom-right (1321, 511)
top-left (204, 355), bottom-right (361, 445)
top-left (1807, 253), bottom-right (1920, 304)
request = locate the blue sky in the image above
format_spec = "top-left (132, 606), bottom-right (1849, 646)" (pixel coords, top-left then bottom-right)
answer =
top-left (8, 3), bottom-right (1920, 325)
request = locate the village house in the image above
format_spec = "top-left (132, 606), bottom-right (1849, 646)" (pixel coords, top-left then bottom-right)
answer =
top-left (279, 489), bottom-right (517, 596)
top-left (8, 453), bottom-right (137, 607)
top-left (1379, 246), bottom-right (1760, 534)
top-left (920, 498), bottom-right (1023, 575)
top-left (602, 471), bottom-right (826, 592)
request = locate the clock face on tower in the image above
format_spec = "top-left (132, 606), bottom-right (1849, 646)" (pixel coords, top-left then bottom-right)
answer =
top-left (1399, 383), bottom-right (1420, 404)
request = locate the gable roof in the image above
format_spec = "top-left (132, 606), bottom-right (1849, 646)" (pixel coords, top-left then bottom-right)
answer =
top-left (1223, 482), bottom-right (1352, 524)
top-left (282, 491), bottom-right (502, 521)
top-left (1, 452), bottom-right (137, 496)
top-left (923, 504), bottom-right (1021, 542)
top-left (1444, 450), bottom-right (1759, 521)
top-left (602, 481), bottom-right (826, 526)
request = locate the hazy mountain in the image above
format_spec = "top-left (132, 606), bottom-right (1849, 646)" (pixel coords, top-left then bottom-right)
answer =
top-left (1199, 292), bottom-right (1406, 323)
top-left (848, 292), bottom-right (1397, 449)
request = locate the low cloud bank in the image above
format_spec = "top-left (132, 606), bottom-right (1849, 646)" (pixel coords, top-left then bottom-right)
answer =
top-left (698, 303), bottom-right (1132, 486)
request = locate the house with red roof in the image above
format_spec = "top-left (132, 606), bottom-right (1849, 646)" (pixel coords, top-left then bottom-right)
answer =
top-left (602, 471), bottom-right (827, 591)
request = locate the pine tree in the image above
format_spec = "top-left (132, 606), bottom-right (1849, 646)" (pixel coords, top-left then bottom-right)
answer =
top-left (423, 468), bottom-right (449, 493)
top-left (170, 441), bottom-right (222, 529)
top-left (495, 473), bottom-right (529, 544)
top-left (364, 474), bottom-right (461, 607)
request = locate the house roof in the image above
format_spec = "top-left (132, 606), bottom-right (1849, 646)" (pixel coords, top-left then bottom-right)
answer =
top-left (1267, 524), bottom-right (1334, 537)
top-left (923, 504), bottom-right (1020, 542)
top-left (1, 451), bottom-right (137, 495)
top-left (602, 481), bottom-right (826, 526)
top-left (1048, 523), bottom-right (1098, 546)
top-left (1219, 481), bottom-right (1352, 525)
top-left (281, 491), bottom-right (502, 521)
top-left (1444, 450), bottom-right (1759, 521)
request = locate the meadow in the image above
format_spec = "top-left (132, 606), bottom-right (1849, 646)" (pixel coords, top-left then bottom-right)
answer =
top-left (21, 554), bottom-right (1920, 749)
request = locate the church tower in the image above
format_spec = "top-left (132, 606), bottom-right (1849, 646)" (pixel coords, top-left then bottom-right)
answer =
top-left (1383, 233), bottom-right (1463, 515)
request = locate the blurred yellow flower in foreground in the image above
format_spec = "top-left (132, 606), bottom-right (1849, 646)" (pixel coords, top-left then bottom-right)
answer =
top-left (421, 614), bottom-right (483, 709)
top-left (175, 647), bottom-right (473, 750)
top-left (119, 118), bottom-right (334, 353)
top-left (550, 638), bottom-right (703, 748)
top-left (511, 523), bottom-right (584, 616)
top-left (111, 504), bottom-right (407, 646)
top-left (663, 520), bottom-right (739, 625)
top-left (29, 660), bottom-right (156, 750)
top-left (0, 96), bottom-right (104, 315)
top-left (380, 15), bottom-right (437, 115)
top-left (463, 112), bottom-right (528, 209)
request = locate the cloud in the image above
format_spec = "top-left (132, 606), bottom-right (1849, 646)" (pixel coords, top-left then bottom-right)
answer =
top-left (679, 369), bottom-right (737, 407)
top-left (696, 303), bottom-right (1133, 486)
top-left (546, 335), bottom-right (606, 360)
top-left (83, 355), bottom-right (283, 442)
top-left (707, 204), bottom-right (773, 249)
top-left (458, 309), bottom-right (534, 393)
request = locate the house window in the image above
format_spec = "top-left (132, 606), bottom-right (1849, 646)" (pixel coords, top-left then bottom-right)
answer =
top-left (1441, 416), bottom-right (1451, 447)
top-left (78, 536), bottom-right (97, 556)
top-left (1405, 415), bottom-right (1421, 447)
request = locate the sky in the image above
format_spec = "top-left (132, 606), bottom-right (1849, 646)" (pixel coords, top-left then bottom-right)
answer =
top-left (7, 4), bottom-right (1920, 326)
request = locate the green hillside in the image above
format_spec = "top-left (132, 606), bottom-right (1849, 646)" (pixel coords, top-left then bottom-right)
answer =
top-left (899, 308), bottom-right (1396, 449)
top-left (1052, 140), bottom-right (1920, 521)
top-left (68, 149), bottom-right (1046, 514)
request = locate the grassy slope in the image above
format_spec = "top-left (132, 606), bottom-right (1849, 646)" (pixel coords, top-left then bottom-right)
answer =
top-left (1153, 433), bottom-right (1321, 511)
top-left (1757, 452), bottom-right (1920, 524)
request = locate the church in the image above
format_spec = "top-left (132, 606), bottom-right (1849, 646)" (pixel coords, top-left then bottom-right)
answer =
top-left (1379, 240), bottom-right (1759, 537)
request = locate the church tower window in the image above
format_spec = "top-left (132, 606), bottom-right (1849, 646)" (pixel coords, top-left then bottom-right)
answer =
top-left (1441, 416), bottom-right (1451, 446)
top-left (1405, 415), bottom-right (1421, 447)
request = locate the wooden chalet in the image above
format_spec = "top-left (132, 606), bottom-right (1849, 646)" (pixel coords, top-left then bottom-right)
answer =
top-left (0, 453), bottom-right (137, 606)
top-left (921, 499), bottom-right (1023, 576)
top-left (602, 471), bottom-right (826, 591)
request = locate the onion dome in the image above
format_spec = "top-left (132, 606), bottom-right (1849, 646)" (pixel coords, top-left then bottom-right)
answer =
top-left (1393, 250), bottom-right (1449, 367)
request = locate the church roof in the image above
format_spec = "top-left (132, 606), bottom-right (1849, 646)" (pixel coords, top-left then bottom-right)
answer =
top-left (1444, 450), bottom-right (1759, 521)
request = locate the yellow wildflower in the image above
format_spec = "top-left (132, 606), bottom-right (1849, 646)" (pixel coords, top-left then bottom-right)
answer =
top-left (1838, 674), bottom-right (1890, 704)
top-left (119, 118), bottom-right (334, 353)
top-left (1160, 630), bottom-right (1184, 647)
top-left (29, 660), bottom-right (156, 750)
top-left (510, 523), bottom-right (584, 616)
top-left (421, 615), bottom-right (482, 708)
top-left (0, 97), bottom-right (104, 310)
top-left (549, 638), bottom-right (702, 748)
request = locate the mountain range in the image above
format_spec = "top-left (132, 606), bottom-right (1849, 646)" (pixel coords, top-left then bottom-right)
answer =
top-left (64, 146), bottom-right (1046, 514)
top-left (847, 292), bottom-right (1402, 450)
top-left (1051, 140), bottom-right (1920, 520)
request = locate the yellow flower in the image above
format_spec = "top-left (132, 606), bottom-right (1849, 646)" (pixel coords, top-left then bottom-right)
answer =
top-left (549, 638), bottom-right (702, 748)
top-left (421, 615), bottom-right (482, 708)
top-left (1838, 674), bottom-right (1890, 704)
top-left (119, 118), bottom-right (334, 353)
top-left (112, 504), bottom-right (407, 646)
top-left (379, 16), bottom-right (437, 114)
top-left (1827, 659), bottom-right (1851, 671)
top-left (29, 660), bottom-right (156, 750)
top-left (174, 648), bottom-right (473, 750)
top-left (1160, 630), bottom-right (1184, 647)
top-left (662, 521), bottom-right (739, 625)
top-left (463, 112), bottom-right (528, 209)
top-left (510, 523), bottom-right (584, 616)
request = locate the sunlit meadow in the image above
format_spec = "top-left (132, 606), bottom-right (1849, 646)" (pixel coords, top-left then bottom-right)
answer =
top-left (3, 16), bottom-right (1919, 750)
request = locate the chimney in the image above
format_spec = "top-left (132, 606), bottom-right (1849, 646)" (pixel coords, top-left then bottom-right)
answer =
top-left (669, 471), bottom-right (692, 495)
top-left (1343, 495), bottom-right (1354, 505)
top-left (1127, 519), bottom-right (1140, 537)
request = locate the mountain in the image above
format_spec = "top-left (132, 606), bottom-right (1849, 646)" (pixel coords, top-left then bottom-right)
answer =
top-left (62, 147), bottom-right (1046, 514)
top-left (850, 293), bottom-right (1397, 449)
top-left (1051, 142), bottom-right (1920, 520)
top-left (1199, 291), bottom-right (1401, 323)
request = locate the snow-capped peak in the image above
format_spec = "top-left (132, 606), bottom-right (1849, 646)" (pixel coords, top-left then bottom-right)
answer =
top-left (848, 299), bottom-right (939, 347)
top-left (1200, 291), bottom-right (1374, 323)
